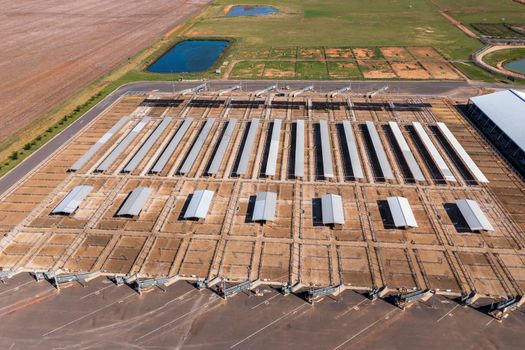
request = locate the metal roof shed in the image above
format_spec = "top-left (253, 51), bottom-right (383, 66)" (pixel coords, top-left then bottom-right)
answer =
top-left (412, 122), bottom-right (456, 182)
top-left (51, 185), bottom-right (93, 215)
top-left (265, 119), bottom-right (282, 177)
top-left (123, 117), bottom-right (173, 173)
top-left (179, 119), bottom-right (215, 175)
top-left (387, 196), bottom-right (418, 228)
top-left (470, 89), bottom-right (525, 153)
top-left (208, 119), bottom-right (237, 175)
top-left (236, 119), bottom-right (260, 176)
top-left (436, 122), bottom-right (488, 183)
top-left (342, 121), bottom-right (364, 179)
top-left (388, 122), bottom-right (425, 182)
top-left (321, 194), bottom-right (345, 225)
top-left (116, 187), bottom-right (152, 217)
top-left (252, 192), bottom-right (277, 222)
top-left (295, 120), bottom-right (305, 178)
top-left (365, 121), bottom-right (394, 180)
top-left (184, 190), bottom-right (214, 220)
top-left (69, 116), bottom-right (130, 171)
top-left (319, 120), bottom-right (334, 178)
top-left (95, 116), bottom-right (151, 173)
top-left (455, 199), bottom-right (494, 232)
top-left (150, 118), bottom-right (193, 174)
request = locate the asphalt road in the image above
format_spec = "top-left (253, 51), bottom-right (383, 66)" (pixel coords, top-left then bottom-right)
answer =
top-left (0, 79), bottom-right (519, 197)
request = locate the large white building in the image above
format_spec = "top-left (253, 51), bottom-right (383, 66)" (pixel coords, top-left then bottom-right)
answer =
top-left (467, 89), bottom-right (525, 177)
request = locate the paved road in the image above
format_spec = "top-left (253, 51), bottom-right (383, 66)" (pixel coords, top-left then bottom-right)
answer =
top-left (0, 79), bottom-right (520, 196)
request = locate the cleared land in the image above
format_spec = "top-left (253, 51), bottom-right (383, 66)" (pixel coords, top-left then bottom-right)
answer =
top-left (0, 0), bottom-right (210, 145)
top-left (0, 90), bottom-right (524, 303)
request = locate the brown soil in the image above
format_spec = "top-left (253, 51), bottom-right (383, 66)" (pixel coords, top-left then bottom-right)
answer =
top-left (381, 47), bottom-right (414, 61)
top-left (352, 48), bottom-right (376, 59)
top-left (390, 62), bottom-right (431, 79)
top-left (0, 0), bottom-right (210, 144)
top-left (357, 60), bottom-right (397, 78)
top-left (325, 48), bottom-right (354, 59)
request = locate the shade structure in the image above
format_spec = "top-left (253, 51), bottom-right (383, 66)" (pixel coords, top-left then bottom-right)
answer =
top-left (236, 119), bottom-right (260, 176)
top-left (264, 119), bottom-right (282, 177)
top-left (252, 192), bottom-right (277, 222)
top-left (184, 190), bottom-right (214, 220)
top-left (179, 119), bottom-right (215, 174)
top-left (365, 121), bottom-right (394, 180)
top-left (51, 185), bottom-right (93, 215)
top-left (150, 118), bottom-right (193, 174)
top-left (455, 199), bottom-right (494, 232)
top-left (319, 120), bottom-right (334, 178)
top-left (341, 121), bottom-right (364, 179)
top-left (436, 122), bottom-right (488, 183)
top-left (116, 187), bottom-right (152, 217)
top-left (207, 119), bottom-right (237, 174)
top-left (95, 116), bottom-right (151, 172)
top-left (294, 120), bottom-right (305, 178)
top-left (388, 122), bottom-right (425, 182)
top-left (69, 116), bottom-right (130, 171)
top-left (387, 196), bottom-right (418, 228)
top-left (321, 194), bottom-right (345, 225)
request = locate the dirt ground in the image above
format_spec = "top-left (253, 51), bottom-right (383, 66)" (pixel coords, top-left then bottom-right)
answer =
top-left (0, 0), bottom-right (210, 144)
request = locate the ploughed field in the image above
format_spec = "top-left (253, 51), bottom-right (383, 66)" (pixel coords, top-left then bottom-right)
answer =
top-left (0, 0), bottom-right (210, 144)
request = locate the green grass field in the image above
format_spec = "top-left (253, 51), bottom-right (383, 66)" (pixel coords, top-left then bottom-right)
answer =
top-left (484, 48), bottom-right (525, 68)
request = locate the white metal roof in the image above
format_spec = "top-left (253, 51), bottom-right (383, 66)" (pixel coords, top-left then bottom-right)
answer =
top-left (179, 119), bottom-right (216, 174)
top-left (252, 192), bottom-right (277, 222)
top-left (470, 89), bottom-right (525, 153)
top-left (208, 119), bottom-right (237, 175)
top-left (321, 194), bottom-right (345, 225)
top-left (436, 122), bottom-right (489, 183)
top-left (388, 122), bottom-right (425, 182)
top-left (184, 190), bottom-right (214, 220)
top-left (387, 196), bottom-right (418, 228)
top-left (95, 116), bottom-right (151, 172)
top-left (365, 121), bottom-right (394, 180)
top-left (236, 119), bottom-right (260, 176)
top-left (150, 118), bottom-right (193, 174)
top-left (319, 120), bottom-right (334, 178)
top-left (51, 185), bottom-right (93, 215)
top-left (123, 117), bottom-right (173, 173)
top-left (412, 122), bottom-right (456, 182)
top-left (265, 119), bottom-right (282, 176)
top-left (342, 121), bottom-right (364, 179)
top-left (456, 199), bottom-right (494, 232)
top-left (70, 116), bottom-right (130, 171)
top-left (295, 120), bottom-right (305, 178)
top-left (116, 187), bottom-right (152, 217)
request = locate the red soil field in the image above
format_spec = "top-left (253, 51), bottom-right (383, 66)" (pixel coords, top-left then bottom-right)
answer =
top-left (0, 0), bottom-right (210, 143)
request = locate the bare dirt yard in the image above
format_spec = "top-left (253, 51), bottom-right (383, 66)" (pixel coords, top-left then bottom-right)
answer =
top-left (0, 0), bottom-right (210, 144)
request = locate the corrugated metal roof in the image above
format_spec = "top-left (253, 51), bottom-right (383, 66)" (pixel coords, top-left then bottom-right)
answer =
top-left (252, 192), bottom-right (277, 222)
top-left (116, 187), bottom-right (152, 217)
top-left (123, 118), bottom-right (173, 173)
top-left (342, 121), bottom-right (364, 179)
top-left (365, 121), bottom-right (394, 180)
top-left (436, 122), bottom-right (489, 183)
top-left (388, 122), bottom-right (425, 182)
top-left (412, 122), bottom-right (456, 182)
top-left (387, 196), bottom-right (418, 228)
top-left (456, 199), bottom-right (494, 232)
top-left (265, 119), bottom-right (282, 176)
top-left (236, 119), bottom-right (260, 176)
top-left (51, 185), bottom-right (93, 215)
top-left (319, 120), bottom-right (334, 178)
top-left (295, 120), bottom-right (305, 178)
top-left (69, 117), bottom-right (130, 171)
top-left (321, 194), bottom-right (345, 225)
top-left (95, 116), bottom-right (151, 172)
top-left (207, 119), bottom-right (237, 175)
top-left (470, 89), bottom-right (525, 153)
top-left (179, 119), bottom-right (216, 175)
top-left (184, 190), bottom-right (214, 219)
top-left (150, 118), bottom-right (193, 174)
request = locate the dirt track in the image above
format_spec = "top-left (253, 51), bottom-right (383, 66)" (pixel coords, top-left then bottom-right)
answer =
top-left (0, 0), bottom-right (210, 143)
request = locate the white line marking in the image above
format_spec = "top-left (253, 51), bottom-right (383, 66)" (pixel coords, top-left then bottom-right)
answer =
top-left (135, 296), bottom-right (220, 343)
top-left (42, 293), bottom-right (135, 337)
top-left (485, 318), bottom-right (496, 327)
top-left (339, 298), bottom-right (369, 317)
top-left (0, 280), bottom-right (34, 296)
top-left (250, 293), bottom-right (280, 310)
top-left (332, 308), bottom-right (399, 350)
top-left (436, 304), bottom-right (460, 323)
top-left (230, 303), bottom-right (307, 348)
top-left (79, 284), bottom-right (114, 300)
